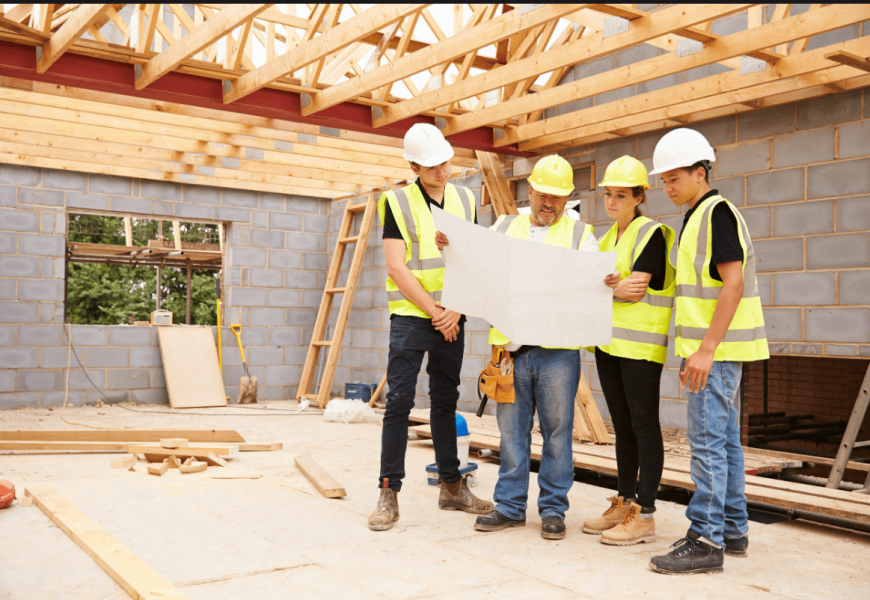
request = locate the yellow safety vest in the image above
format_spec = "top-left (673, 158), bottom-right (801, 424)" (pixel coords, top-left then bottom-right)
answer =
top-left (378, 182), bottom-right (476, 319)
top-left (596, 217), bottom-right (676, 365)
top-left (488, 214), bottom-right (593, 349)
top-left (675, 195), bottom-right (769, 361)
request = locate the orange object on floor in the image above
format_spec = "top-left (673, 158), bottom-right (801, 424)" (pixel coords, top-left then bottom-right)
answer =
top-left (0, 479), bottom-right (15, 508)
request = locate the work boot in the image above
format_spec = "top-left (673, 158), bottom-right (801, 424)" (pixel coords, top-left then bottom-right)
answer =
top-left (600, 502), bottom-right (656, 546)
top-left (541, 516), bottom-right (566, 540)
top-left (649, 530), bottom-right (724, 575)
top-left (724, 535), bottom-right (749, 557)
top-left (439, 476), bottom-right (493, 514)
top-left (582, 495), bottom-right (630, 534)
top-left (368, 482), bottom-right (399, 531)
top-left (474, 510), bottom-right (526, 532)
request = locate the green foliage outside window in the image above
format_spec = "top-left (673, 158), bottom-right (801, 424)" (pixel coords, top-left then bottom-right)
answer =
top-left (66, 214), bottom-right (219, 326)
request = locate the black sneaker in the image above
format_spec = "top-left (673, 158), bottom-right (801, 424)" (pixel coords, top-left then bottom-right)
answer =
top-left (541, 516), bottom-right (566, 540)
top-left (724, 535), bottom-right (749, 557)
top-left (474, 510), bottom-right (525, 532)
top-left (649, 530), bottom-right (724, 575)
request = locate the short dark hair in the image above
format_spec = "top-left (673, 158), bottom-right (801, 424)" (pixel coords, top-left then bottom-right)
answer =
top-left (680, 160), bottom-right (711, 182)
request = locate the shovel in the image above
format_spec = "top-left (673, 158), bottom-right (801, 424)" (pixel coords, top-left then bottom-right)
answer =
top-left (230, 324), bottom-right (258, 404)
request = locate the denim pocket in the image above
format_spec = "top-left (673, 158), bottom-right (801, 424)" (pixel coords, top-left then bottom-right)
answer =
top-left (721, 361), bottom-right (743, 404)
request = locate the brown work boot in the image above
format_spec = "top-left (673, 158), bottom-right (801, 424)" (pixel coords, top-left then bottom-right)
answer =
top-left (439, 476), bottom-right (493, 514)
top-left (582, 495), bottom-right (630, 534)
top-left (601, 502), bottom-right (656, 546)
top-left (368, 483), bottom-right (399, 531)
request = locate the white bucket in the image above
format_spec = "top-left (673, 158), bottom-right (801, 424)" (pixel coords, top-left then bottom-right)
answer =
top-left (457, 434), bottom-right (471, 469)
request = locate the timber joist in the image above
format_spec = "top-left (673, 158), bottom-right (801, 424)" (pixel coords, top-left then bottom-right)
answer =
top-left (0, 3), bottom-right (867, 168)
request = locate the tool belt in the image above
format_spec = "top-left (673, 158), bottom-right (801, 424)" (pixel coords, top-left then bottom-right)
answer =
top-left (478, 347), bottom-right (515, 412)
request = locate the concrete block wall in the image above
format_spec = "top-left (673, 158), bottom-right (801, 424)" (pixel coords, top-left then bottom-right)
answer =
top-left (0, 164), bottom-right (329, 409)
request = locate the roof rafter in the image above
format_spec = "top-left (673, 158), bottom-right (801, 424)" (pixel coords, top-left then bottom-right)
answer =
top-left (37, 4), bottom-right (112, 73)
top-left (135, 4), bottom-right (271, 90)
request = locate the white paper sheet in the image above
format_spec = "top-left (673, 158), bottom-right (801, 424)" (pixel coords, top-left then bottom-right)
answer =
top-left (431, 206), bottom-right (617, 347)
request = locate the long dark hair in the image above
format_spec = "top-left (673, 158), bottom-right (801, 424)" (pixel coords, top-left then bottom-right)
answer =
top-left (632, 186), bottom-right (647, 217)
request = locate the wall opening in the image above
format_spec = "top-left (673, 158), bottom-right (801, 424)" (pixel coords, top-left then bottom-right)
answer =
top-left (66, 213), bottom-right (222, 325)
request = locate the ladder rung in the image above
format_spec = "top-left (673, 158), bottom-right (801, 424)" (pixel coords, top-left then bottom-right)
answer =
top-left (854, 440), bottom-right (870, 448)
top-left (312, 340), bottom-right (332, 347)
top-left (301, 393), bottom-right (319, 400)
top-left (325, 287), bottom-right (346, 294)
top-left (348, 202), bottom-right (368, 213)
top-left (338, 235), bottom-right (360, 244)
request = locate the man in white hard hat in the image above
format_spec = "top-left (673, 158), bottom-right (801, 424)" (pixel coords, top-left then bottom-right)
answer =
top-left (368, 123), bottom-right (493, 531)
top-left (437, 155), bottom-right (598, 541)
top-left (647, 129), bottom-right (768, 575)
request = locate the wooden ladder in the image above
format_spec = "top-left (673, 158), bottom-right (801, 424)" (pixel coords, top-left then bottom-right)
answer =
top-left (827, 361), bottom-right (870, 492)
top-left (477, 150), bottom-right (612, 445)
top-left (297, 193), bottom-right (378, 408)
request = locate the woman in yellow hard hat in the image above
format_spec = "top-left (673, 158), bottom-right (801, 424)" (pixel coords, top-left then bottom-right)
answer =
top-left (582, 155), bottom-right (676, 547)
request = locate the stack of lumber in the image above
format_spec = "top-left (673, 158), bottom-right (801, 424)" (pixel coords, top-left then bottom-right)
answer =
top-left (408, 409), bottom-right (870, 525)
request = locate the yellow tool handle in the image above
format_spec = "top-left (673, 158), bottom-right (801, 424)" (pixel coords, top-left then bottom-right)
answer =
top-left (216, 299), bottom-right (222, 371)
top-left (230, 324), bottom-right (246, 364)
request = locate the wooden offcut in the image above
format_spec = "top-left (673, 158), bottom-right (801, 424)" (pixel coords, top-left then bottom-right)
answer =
top-left (131, 445), bottom-right (238, 458)
top-left (160, 438), bottom-right (189, 449)
top-left (110, 456), bottom-right (136, 469)
top-left (239, 443), bottom-right (283, 452)
top-left (157, 327), bottom-right (227, 409)
top-left (179, 461), bottom-right (208, 474)
top-left (147, 462), bottom-right (169, 476)
top-left (0, 429), bottom-right (246, 443)
top-left (294, 455), bottom-right (346, 498)
top-left (24, 485), bottom-right (188, 600)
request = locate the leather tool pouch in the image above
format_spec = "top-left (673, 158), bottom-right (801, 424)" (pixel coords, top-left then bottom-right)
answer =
top-left (478, 346), bottom-right (515, 405)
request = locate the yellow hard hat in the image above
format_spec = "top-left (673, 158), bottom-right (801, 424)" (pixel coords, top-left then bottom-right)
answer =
top-left (528, 155), bottom-right (574, 196)
top-left (599, 155), bottom-right (650, 190)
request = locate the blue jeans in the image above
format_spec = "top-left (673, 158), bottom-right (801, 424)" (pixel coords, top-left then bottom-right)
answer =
top-left (684, 360), bottom-right (748, 546)
top-left (379, 315), bottom-right (465, 492)
top-left (494, 348), bottom-right (580, 521)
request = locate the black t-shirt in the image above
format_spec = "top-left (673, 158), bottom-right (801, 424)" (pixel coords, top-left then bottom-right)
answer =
top-left (382, 179), bottom-right (477, 240)
top-left (679, 190), bottom-right (744, 282)
top-left (631, 224), bottom-right (666, 291)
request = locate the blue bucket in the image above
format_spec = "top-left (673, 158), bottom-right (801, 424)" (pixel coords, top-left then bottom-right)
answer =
top-left (345, 382), bottom-right (378, 402)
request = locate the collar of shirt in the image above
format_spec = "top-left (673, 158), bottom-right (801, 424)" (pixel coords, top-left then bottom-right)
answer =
top-left (415, 178), bottom-right (444, 208)
top-left (679, 189), bottom-right (719, 240)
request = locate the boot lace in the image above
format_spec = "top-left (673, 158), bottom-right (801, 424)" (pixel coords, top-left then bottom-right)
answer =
top-left (603, 495), bottom-right (625, 516)
top-left (668, 536), bottom-right (702, 566)
top-left (619, 503), bottom-right (641, 527)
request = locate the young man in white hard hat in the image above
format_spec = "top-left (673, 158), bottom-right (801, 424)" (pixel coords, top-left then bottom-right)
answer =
top-left (369, 123), bottom-right (493, 531)
top-left (582, 156), bottom-right (675, 547)
top-left (647, 129), bottom-right (769, 574)
top-left (439, 155), bottom-right (598, 540)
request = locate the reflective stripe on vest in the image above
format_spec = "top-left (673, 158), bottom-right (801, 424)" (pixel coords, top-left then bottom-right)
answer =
top-left (596, 216), bottom-right (676, 364)
top-left (675, 196), bottom-right (769, 361)
top-left (379, 182), bottom-right (475, 318)
top-left (488, 214), bottom-right (593, 349)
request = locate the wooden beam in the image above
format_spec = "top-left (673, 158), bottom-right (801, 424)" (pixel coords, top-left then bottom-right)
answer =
top-left (0, 429), bottom-right (245, 442)
top-left (825, 50), bottom-right (870, 73)
top-left (476, 151), bottom-right (516, 217)
top-left (302, 4), bottom-right (585, 117)
top-left (377, 3), bottom-right (748, 129)
top-left (24, 485), bottom-right (189, 600)
top-left (135, 4), bottom-right (270, 90)
top-left (224, 4), bottom-right (426, 105)
top-left (37, 4), bottom-right (111, 73)
top-left (295, 455), bottom-right (346, 498)
top-left (484, 3), bottom-right (870, 143)
top-left (128, 444), bottom-right (238, 457)
top-left (516, 36), bottom-right (870, 151)
top-left (0, 13), bottom-right (51, 41)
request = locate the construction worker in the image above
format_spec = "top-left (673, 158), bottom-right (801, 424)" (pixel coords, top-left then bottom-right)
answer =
top-left (647, 129), bottom-right (769, 574)
top-left (440, 155), bottom-right (598, 540)
top-left (368, 123), bottom-right (493, 532)
top-left (581, 156), bottom-right (675, 546)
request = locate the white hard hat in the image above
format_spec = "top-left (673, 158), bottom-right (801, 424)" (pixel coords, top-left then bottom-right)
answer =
top-left (649, 128), bottom-right (716, 175)
top-left (403, 123), bottom-right (454, 167)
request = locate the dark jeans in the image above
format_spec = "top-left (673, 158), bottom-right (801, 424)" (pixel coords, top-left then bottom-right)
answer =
top-left (379, 315), bottom-right (465, 492)
top-left (595, 348), bottom-right (664, 508)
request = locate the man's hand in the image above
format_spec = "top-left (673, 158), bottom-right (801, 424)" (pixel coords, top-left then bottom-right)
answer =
top-left (604, 272), bottom-right (621, 288)
top-left (435, 231), bottom-right (449, 250)
top-left (432, 305), bottom-right (461, 332)
top-left (440, 323), bottom-right (460, 343)
top-left (614, 277), bottom-right (649, 300)
top-left (681, 346), bottom-right (715, 393)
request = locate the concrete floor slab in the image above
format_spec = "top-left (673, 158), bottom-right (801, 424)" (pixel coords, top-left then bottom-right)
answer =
top-left (1, 402), bottom-right (868, 600)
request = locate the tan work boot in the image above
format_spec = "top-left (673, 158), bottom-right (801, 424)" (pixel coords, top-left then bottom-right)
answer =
top-left (601, 502), bottom-right (656, 546)
top-left (582, 495), bottom-right (630, 534)
top-left (439, 476), bottom-right (493, 514)
top-left (368, 483), bottom-right (399, 531)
